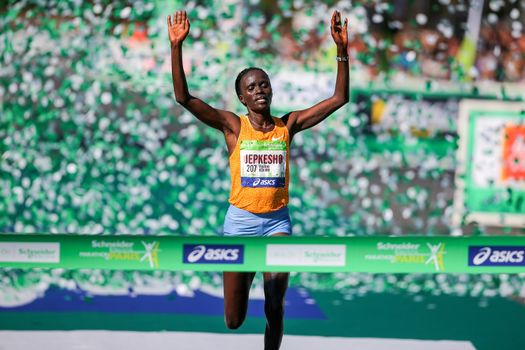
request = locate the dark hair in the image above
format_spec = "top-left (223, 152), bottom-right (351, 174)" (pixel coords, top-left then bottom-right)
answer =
top-left (235, 67), bottom-right (268, 97)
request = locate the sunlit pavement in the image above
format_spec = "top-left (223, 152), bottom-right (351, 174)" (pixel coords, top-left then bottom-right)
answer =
top-left (0, 331), bottom-right (476, 350)
top-left (2, 288), bottom-right (525, 350)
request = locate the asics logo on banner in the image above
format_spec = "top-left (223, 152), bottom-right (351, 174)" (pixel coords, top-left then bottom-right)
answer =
top-left (472, 247), bottom-right (492, 265)
top-left (469, 246), bottom-right (525, 266)
top-left (183, 244), bottom-right (244, 264)
top-left (187, 245), bottom-right (207, 263)
top-left (252, 178), bottom-right (275, 187)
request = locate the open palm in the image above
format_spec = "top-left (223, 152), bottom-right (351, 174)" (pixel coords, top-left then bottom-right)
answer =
top-left (167, 10), bottom-right (190, 45)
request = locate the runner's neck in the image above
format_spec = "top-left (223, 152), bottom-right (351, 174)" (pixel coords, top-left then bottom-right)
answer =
top-left (247, 113), bottom-right (274, 132)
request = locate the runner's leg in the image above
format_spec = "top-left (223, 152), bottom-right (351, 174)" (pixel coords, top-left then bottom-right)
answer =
top-left (223, 271), bottom-right (256, 329)
top-left (263, 232), bottom-right (289, 350)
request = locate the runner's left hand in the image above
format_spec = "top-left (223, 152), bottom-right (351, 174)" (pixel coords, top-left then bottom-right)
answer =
top-left (331, 10), bottom-right (348, 49)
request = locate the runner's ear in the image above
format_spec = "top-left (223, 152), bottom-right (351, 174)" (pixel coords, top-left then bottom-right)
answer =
top-left (238, 94), bottom-right (246, 106)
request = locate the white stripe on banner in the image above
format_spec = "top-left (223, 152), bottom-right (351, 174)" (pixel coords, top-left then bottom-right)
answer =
top-left (0, 243), bottom-right (60, 263)
top-left (266, 244), bottom-right (346, 266)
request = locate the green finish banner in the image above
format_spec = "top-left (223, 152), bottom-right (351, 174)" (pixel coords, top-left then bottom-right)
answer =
top-left (1, 234), bottom-right (524, 273)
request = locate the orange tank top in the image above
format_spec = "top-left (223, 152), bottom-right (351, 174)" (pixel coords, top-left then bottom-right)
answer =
top-left (228, 115), bottom-right (290, 213)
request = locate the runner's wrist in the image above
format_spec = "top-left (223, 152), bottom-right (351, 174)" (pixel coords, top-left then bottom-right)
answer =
top-left (170, 41), bottom-right (183, 49)
top-left (336, 47), bottom-right (348, 60)
top-left (336, 44), bottom-right (348, 53)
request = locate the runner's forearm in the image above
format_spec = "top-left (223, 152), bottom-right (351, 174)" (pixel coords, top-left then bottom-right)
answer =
top-left (171, 42), bottom-right (192, 105)
top-left (333, 45), bottom-right (349, 106)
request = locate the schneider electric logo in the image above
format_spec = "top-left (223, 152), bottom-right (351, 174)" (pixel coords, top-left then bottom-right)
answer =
top-left (183, 244), bottom-right (244, 264)
top-left (469, 246), bottom-right (525, 266)
top-left (0, 242), bottom-right (60, 263)
top-left (266, 244), bottom-right (346, 267)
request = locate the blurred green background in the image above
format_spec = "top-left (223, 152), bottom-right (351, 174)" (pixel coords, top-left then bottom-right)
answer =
top-left (1, 0), bottom-right (525, 336)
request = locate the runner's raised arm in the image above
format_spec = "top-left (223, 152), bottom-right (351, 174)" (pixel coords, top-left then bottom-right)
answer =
top-left (168, 10), bottom-right (239, 137)
top-left (284, 10), bottom-right (349, 137)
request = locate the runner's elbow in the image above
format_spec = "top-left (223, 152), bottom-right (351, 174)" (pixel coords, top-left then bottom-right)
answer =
top-left (175, 95), bottom-right (190, 105)
top-left (333, 94), bottom-right (349, 107)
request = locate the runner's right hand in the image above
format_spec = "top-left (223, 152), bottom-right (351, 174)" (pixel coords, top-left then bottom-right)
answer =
top-left (167, 10), bottom-right (190, 46)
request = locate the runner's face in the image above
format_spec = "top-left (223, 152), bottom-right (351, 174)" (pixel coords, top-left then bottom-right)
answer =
top-left (238, 70), bottom-right (273, 112)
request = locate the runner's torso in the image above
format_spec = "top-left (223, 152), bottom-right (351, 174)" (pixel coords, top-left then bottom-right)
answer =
top-left (228, 115), bottom-right (290, 213)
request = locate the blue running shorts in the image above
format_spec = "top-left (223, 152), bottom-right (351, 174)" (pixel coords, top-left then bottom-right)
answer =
top-left (223, 205), bottom-right (292, 237)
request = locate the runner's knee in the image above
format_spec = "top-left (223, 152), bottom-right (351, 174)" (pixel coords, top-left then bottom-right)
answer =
top-left (264, 299), bottom-right (284, 321)
top-left (225, 317), bottom-right (244, 329)
top-left (225, 312), bottom-right (245, 329)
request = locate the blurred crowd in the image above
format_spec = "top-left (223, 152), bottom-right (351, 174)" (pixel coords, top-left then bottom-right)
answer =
top-left (354, 1), bottom-right (525, 81)
top-left (246, 0), bottom-right (525, 82)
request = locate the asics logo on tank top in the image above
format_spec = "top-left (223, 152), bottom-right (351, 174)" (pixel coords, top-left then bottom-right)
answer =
top-left (251, 178), bottom-right (276, 187)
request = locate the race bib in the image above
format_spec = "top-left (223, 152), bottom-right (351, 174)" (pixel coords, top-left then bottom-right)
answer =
top-left (240, 140), bottom-right (286, 188)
